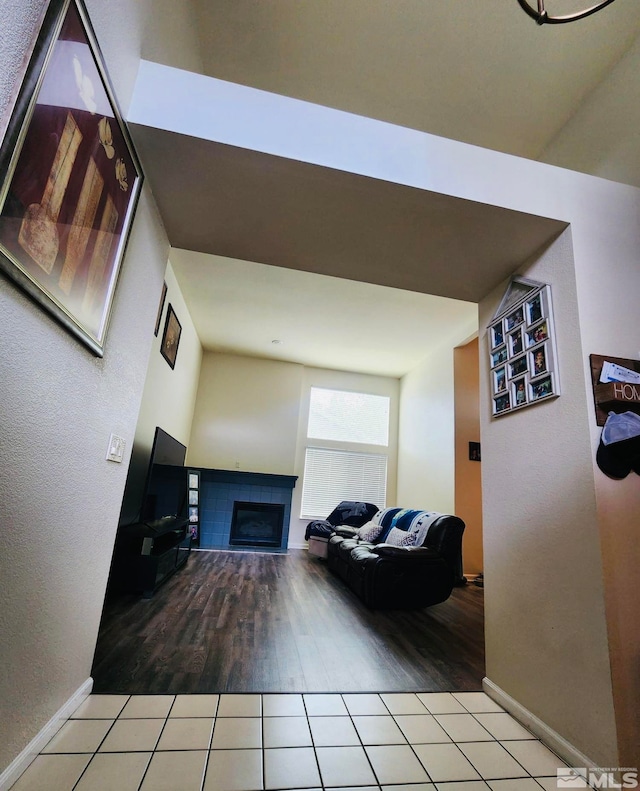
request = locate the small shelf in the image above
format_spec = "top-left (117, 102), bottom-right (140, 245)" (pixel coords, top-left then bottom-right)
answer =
top-left (110, 516), bottom-right (191, 598)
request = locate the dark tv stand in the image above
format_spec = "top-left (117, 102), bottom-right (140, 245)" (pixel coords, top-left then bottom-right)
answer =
top-left (110, 515), bottom-right (191, 598)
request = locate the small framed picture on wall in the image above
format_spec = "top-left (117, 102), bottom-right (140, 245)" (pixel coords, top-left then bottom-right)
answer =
top-left (160, 303), bottom-right (181, 369)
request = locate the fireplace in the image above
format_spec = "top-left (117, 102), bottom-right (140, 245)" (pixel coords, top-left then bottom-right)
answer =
top-left (229, 501), bottom-right (285, 548)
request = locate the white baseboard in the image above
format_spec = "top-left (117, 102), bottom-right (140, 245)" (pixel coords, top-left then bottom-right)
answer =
top-left (482, 677), bottom-right (596, 770)
top-left (0, 678), bottom-right (93, 791)
top-left (287, 541), bottom-right (308, 550)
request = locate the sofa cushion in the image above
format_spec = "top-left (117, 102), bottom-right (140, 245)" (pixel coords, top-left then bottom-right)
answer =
top-left (355, 520), bottom-right (385, 543)
top-left (371, 544), bottom-right (442, 560)
top-left (384, 526), bottom-right (418, 547)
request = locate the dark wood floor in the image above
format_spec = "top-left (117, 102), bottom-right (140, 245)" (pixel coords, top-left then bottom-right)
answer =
top-left (92, 548), bottom-right (484, 695)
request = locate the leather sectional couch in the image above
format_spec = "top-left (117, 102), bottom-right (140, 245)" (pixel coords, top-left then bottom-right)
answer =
top-left (307, 503), bottom-right (466, 609)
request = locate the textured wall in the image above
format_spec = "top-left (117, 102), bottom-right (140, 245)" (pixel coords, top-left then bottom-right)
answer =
top-left (119, 260), bottom-right (203, 525)
top-left (480, 229), bottom-right (617, 766)
top-left (0, 0), bottom-right (169, 774)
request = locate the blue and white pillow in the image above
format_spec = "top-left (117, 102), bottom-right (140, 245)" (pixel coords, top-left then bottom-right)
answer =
top-left (384, 527), bottom-right (418, 547)
top-left (355, 520), bottom-right (384, 543)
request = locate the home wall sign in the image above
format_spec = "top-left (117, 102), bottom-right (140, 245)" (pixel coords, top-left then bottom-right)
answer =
top-left (488, 277), bottom-right (560, 417)
top-left (0, 0), bottom-right (144, 356)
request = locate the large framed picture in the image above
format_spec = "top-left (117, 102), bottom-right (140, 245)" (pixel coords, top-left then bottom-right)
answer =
top-left (0, 0), bottom-right (143, 356)
top-left (488, 278), bottom-right (560, 417)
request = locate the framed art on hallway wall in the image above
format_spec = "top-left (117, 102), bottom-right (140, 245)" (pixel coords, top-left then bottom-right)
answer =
top-left (160, 303), bottom-right (181, 369)
top-left (0, 0), bottom-right (143, 356)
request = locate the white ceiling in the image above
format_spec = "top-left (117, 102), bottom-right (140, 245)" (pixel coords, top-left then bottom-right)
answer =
top-left (170, 250), bottom-right (479, 378)
top-left (136, 0), bottom-right (640, 377)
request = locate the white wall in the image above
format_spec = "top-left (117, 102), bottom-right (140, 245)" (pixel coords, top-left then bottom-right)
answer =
top-left (540, 33), bottom-right (640, 189)
top-left (289, 366), bottom-right (399, 548)
top-left (569, 190), bottom-right (640, 766)
top-left (397, 312), bottom-right (477, 514)
top-left (188, 352), bottom-right (304, 474)
top-left (480, 229), bottom-right (617, 766)
top-left (398, 346), bottom-right (456, 514)
top-left (0, 0), bottom-right (183, 775)
top-left (120, 260), bottom-right (203, 524)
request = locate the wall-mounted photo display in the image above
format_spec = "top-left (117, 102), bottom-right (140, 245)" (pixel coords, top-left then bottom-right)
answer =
top-left (488, 278), bottom-right (560, 417)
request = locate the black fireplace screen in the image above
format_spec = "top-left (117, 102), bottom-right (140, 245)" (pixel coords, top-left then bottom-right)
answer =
top-left (229, 501), bottom-right (285, 548)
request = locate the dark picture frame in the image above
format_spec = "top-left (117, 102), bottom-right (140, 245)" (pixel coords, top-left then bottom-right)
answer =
top-left (160, 303), bottom-right (181, 369)
top-left (154, 280), bottom-right (167, 336)
top-left (468, 442), bottom-right (481, 462)
top-left (0, 0), bottom-right (143, 356)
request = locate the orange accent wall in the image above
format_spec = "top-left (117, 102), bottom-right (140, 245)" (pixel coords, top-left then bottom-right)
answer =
top-left (454, 338), bottom-right (483, 575)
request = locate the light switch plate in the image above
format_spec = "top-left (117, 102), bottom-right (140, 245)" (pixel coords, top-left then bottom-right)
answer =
top-left (106, 433), bottom-right (126, 463)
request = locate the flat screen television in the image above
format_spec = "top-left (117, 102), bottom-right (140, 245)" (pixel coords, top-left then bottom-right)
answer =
top-left (140, 427), bottom-right (188, 523)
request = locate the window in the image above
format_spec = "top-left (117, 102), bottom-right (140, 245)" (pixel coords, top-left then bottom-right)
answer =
top-left (301, 447), bottom-right (387, 517)
top-left (307, 387), bottom-right (389, 445)
top-left (301, 387), bottom-right (390, 517)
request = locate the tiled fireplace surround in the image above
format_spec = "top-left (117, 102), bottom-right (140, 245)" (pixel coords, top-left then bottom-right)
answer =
top-left (195, 469), bottom-right (298, 552)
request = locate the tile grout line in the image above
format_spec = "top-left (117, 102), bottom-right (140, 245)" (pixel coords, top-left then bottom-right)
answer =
top-left (21, 691), bottom-right (575, 790)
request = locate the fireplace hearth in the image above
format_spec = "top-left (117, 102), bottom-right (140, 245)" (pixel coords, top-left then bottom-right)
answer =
top-left (229, 501), bottom-right (285, 548)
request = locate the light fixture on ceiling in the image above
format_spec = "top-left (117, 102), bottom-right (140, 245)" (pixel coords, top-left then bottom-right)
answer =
top-left (517, 0), bottom-right (617, 25)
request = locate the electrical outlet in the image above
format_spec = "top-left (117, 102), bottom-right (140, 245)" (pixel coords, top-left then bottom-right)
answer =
top-left (106, 433), bottom-right (126, 463)
top-left (235, 461), bottom-right (240, 469)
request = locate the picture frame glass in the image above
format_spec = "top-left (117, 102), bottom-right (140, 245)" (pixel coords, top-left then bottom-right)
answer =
top-left (0, 0), bottom-right (143, 355)
top-left (160, 303), bottom-right (182, 369)
top-left (526, 320), bottom-right (548, 348)
top-left (491, 321), bottom-right (504, 349)
top-left (491, 346), bottom-right (508, 368)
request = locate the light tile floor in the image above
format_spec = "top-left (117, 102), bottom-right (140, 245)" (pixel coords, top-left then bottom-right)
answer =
top-left (10, 691), bottom-right (589, 790)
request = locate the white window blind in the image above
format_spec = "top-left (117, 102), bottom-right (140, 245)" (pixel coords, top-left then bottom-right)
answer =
top-left (301, 447), bottom-right (387, 518)
top-left (307, 387), bottom-right (390, 446)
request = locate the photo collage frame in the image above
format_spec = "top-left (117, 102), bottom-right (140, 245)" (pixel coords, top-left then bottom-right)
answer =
top-left (488, 280), bottom-right (559, 417)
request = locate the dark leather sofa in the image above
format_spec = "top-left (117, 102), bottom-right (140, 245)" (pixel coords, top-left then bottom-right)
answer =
top-left (312, 504), bottom-right (466, 609)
